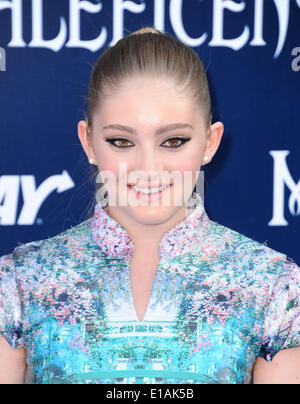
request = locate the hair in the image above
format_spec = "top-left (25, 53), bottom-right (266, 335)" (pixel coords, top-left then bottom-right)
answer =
top-left (82, 26), bottom-right (212, 219)
top-left (86, 26), bottom-right (212, 131)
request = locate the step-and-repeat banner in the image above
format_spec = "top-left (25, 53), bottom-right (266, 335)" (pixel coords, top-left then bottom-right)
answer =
top-left (0, 0), bottom-right (299, 263)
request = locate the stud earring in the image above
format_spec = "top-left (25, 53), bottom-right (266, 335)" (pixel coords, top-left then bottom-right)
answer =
top-left (89, 157), bottom-right (96, 165)
top-left (203, 156), bottom-right (209, 163)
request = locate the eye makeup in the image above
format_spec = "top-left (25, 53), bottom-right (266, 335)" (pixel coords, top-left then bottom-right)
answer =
top-left (104, 136), bottom-right (192, 149)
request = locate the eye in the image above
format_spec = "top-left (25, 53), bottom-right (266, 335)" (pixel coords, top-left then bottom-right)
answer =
top-left (161, 137), bottom-right (191, 148)
top-left (104, 137), bottom-right (134, 148)
top-left (104, 136), bottom-right (191, 149)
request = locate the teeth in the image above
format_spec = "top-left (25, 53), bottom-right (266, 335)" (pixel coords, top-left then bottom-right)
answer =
top-left (131, 184), bottom-right (170, 194)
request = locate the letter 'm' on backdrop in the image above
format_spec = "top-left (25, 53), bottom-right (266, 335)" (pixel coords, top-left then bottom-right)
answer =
top-left (0, 0), bottom-right (299, 262)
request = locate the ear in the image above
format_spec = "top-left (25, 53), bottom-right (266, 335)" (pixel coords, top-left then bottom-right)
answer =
top-left (202, 121), bottom-right (224, 165)
top-left (77, 120), bottom-right (97, 162)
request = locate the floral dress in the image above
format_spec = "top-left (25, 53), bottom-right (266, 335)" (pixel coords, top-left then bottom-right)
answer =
top-left (0, 193), bottom-right (299, 384)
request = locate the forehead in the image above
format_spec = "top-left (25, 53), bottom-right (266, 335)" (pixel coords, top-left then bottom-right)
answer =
top-left (114, 75), bottom-right (187, 96)
top-left (93, 76), bottom-right (203, 129)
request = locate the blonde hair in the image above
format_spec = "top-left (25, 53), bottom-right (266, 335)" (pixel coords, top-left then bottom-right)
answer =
top-left (129, 27), bottom-right (162, 36)
top-left (86, 25), bottom-right (212, 130)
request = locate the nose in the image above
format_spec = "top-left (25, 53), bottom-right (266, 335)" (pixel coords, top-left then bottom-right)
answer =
top-left (133, 147), bottom-right (166, 183)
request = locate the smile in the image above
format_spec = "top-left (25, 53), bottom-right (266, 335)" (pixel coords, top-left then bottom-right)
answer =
top-left (127, 183), bottom-right (173, 202)
top-left (130, 184), bottom-right (170, 194)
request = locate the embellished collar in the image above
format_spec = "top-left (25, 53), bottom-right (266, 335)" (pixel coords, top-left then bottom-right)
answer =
top-left (90, 193), bottom-right (212, 259)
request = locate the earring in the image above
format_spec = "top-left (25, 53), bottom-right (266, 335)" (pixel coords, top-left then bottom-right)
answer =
top-left (203, 156), bottom-right (209, 163)
top-left (95, 171), bottom-right (109, 209)
top-left (89, 157), bottom-right (96, 165)
top-left (187, 191), bottom-right (198, 210)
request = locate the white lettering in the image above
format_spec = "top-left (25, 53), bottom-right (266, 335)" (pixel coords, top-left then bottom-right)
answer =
top-left (18, 171), bottom-right (75, 225)
top-left (170, 0), bottom-right (207, 47)
top-left (66, 0), bottom-right (107, 52)
top-left (209, 0), bottom-right (249, 51)
top-left (28, 0), bottom-right (67, 52)
top-left (0, 176), bottom-right (20, 225)
top-left (0, 0), bottom-right (298, 55)
top-left (250, 0), bottom-right (266, 46)
top-left (273, 0), bottom-right (290, 58)
top-left (109, 0), bottom-right (146, 46)
top-left (154, 0), bottom-right (166, 31)
top-left (0, 172), bottom-right (75, 226)
top-left (269, 151), bottom-right (300, 226)
top-left (0, 0), bottom-right (26, 47)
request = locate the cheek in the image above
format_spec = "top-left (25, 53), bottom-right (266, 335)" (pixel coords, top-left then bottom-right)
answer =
top-left (98, 158), bottom-right (119, 177)
top-left (166, 149), bottom-right (203, 192)
top-left (94, 152), bottom-right (136, 187)
top-left (167, 149), bottom-right (203, 173)
top-left (93, 145), bottom-right (120, 178)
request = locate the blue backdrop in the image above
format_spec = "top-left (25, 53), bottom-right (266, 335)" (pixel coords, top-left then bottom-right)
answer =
top-left (0, 0), bottom-right (299, 264)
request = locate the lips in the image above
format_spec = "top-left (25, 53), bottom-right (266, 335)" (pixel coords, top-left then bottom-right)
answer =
top-left (127, 183), bottom-right (171, 189)
top-left (128, 183), bottom-right (171, 193)
top-left (126, 182), bottom-right (173, 199)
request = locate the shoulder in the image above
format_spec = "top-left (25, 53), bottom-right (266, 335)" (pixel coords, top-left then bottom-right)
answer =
top-left (1, 218), bottom-right (95, 278)
top-left (204, 218), bottom-right (299, 279)
top-left (0, 218), bottom-right (98, 315)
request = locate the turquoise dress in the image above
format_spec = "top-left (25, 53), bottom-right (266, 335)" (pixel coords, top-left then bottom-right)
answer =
top-left (0, 193), bottom-right (299, 384)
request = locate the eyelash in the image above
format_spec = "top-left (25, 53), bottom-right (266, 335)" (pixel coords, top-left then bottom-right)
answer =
top-left (104, 137), bottom-right (191, 149)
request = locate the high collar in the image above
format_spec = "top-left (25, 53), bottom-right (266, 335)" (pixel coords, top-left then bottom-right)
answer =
top-left (90, 193), bottom-right (211, 259)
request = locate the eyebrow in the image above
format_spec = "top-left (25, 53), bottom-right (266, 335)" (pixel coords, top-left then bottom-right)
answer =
top-left (102, 123), bottom-right (194, 136)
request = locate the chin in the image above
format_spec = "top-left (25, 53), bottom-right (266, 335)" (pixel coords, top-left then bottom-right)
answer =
top-left (114, 185), bottom-right (188, 224)
top-left (126, 203), bottom-right (179, 225)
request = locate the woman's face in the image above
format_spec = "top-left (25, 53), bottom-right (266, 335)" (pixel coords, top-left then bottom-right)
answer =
top-left (78, 75), bottom-right (223, 227)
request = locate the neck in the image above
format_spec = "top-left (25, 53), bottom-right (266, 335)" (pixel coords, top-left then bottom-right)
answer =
top-left (107, 204), bottom-right (189, 252)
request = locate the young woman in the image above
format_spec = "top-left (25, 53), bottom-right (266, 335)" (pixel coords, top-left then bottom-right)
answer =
top-left (0, 27), bottom-right (299, 385)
